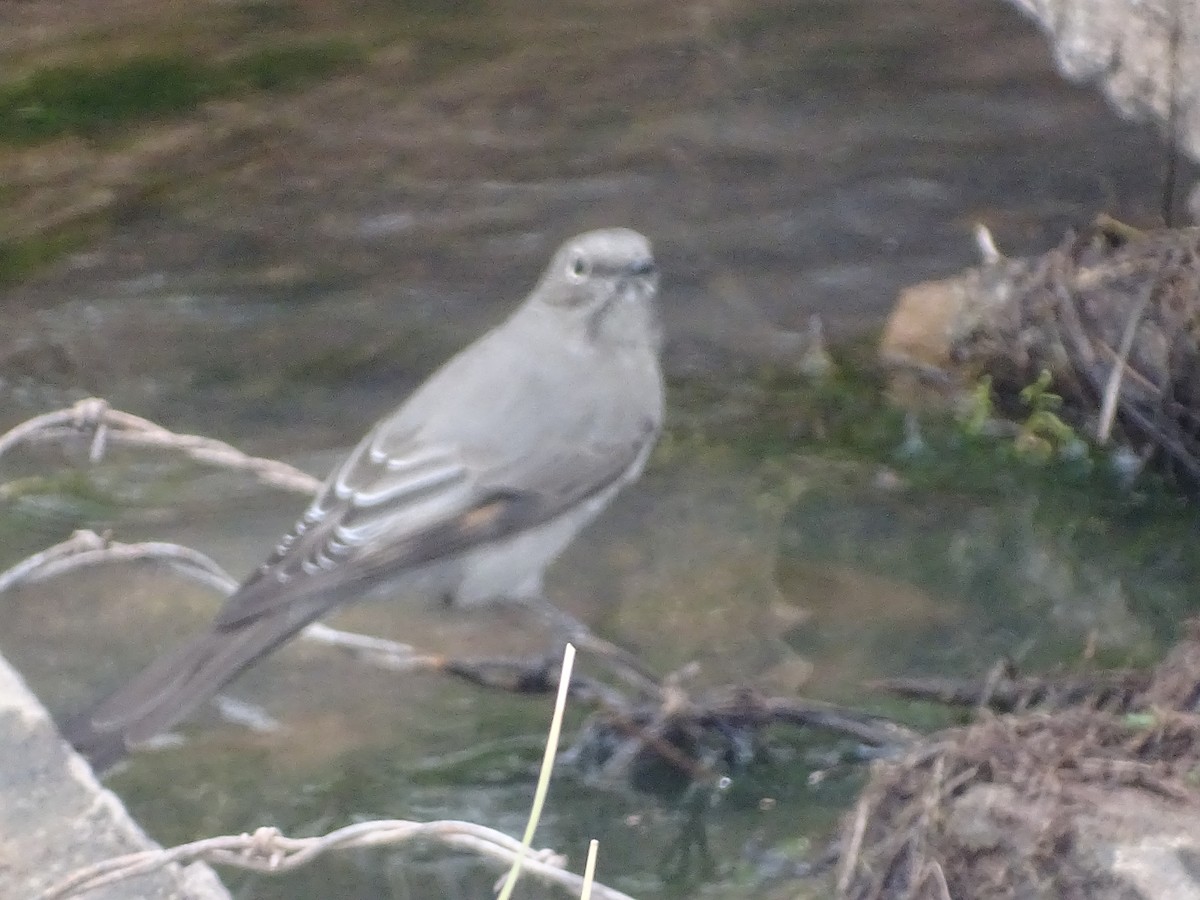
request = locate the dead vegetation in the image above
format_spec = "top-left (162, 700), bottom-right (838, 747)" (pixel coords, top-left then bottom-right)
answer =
top-left (947, 224), bottom-right (1200, 493)
top-left (838, 619), bottom-right (1200, 900)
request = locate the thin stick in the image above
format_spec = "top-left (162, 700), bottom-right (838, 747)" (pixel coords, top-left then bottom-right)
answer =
top-left (1097, 284), bottom-right (1152, 444)
top-left (580, 840), bottom-right (600, 900)
top-left (39, 818), bottom-right (637, 900)
top-left (0, 398), bottom-right (320, 494)
top-left (837, 790), bottom-right (871, 895)
top-left (973, 223), bottom-right (1001, 265)
top-left (0, 530), bottom-right (239, 596)
top-left (497, 643), bottom-right (577, 900)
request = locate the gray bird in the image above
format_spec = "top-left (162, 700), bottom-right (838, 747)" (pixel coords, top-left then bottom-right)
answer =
top-left (63, 227), bottom-right (663, 771)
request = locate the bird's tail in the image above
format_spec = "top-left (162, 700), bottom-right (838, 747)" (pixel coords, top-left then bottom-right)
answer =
top-left (61, 595), bottom-right (330, 772)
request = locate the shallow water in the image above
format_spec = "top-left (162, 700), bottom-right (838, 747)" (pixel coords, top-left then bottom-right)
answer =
top-left (1, 0), bottom-right (1198, 898)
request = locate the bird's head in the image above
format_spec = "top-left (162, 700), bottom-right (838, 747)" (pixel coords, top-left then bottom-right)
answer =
top-left (533, 228), bottom-right (660, 347)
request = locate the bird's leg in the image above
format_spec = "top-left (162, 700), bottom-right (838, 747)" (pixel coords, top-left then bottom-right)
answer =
top-left (516, 596), bottom-right (662, 698)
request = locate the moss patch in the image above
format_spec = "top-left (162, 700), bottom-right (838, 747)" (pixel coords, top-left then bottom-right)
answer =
top-left (0, 41), bottom-right (364, 145)
top-left (0, 228), bottom-right (93, 287)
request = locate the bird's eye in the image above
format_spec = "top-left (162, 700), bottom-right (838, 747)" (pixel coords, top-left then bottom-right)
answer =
top-left (568, 254), bottom-right (590, 281)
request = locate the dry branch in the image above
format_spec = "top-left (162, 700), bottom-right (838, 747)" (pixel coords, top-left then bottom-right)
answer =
top-left (872, 669), bottom-right (1152, 714)
top-left (38, 818), bottom-right (636, 900)
top-left (0, 397), bottom-right (320, 494)
top-left (0, 529), bottom-right (240, 596)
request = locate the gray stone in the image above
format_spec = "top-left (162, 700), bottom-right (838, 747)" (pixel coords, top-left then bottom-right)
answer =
top-left (0, 653), bottom-right (228, 899)
top-left (1006, 0), bottom-right (1200, 165)
top-left (947, 781), bottom-right (1200, 900)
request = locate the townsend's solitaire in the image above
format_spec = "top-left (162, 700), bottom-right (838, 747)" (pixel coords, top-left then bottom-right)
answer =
top-left (63, 228), bottom-right (663, 771)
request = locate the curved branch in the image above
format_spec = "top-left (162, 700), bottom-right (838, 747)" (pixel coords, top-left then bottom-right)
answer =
top-left (0, 398), bottom-right (321, 495)
top-left (38, 821), bottom-right (638, 900)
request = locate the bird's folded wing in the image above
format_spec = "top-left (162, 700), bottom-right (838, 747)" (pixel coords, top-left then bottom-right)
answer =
top-left (214, 420), bottom-right (657, 628)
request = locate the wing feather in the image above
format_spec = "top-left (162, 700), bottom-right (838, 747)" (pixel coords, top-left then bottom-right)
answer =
top-left (215, 311), bottom-right (662, 628)
top-left (215, 419), bottom-right (657, 628)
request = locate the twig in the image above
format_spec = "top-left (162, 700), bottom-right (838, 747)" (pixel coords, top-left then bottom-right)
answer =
top-left (1112, 398), bottom-right (1200, 483)
top-left (440, 655), bottom-right (635, 710)
top-left (836, 791), bottom-right (870, 895)
top-left (973, 223), bottom-right (1001, 265)
top-left (0, 529), bottom-right (239, 596)
top-left (1052, 273), bottom-right (1100, 371)
top-left (759, 695), bottom-right (920, 747)
top-left (871, 670), bottom-right (1151, 714)
top-left (1097, 283), bottom-right (1153, 444)
top-left (0, 398), bottom-right (321, 495)
top-left (37, 820), bottom-right (636, 900)
top-left (297, 622), bottom-right (435, 670)
top-left (0, 531), bottom-right (463, 673)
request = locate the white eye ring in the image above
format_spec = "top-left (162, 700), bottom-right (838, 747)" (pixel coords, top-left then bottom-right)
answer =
top-left (567, 253), bottom-right (590, 282)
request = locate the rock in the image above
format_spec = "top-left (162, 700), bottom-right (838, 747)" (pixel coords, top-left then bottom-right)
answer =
top-left (0, 653), bottom-right (229, 899)
top-left (1005, 0), bottom-right (1200, 167)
